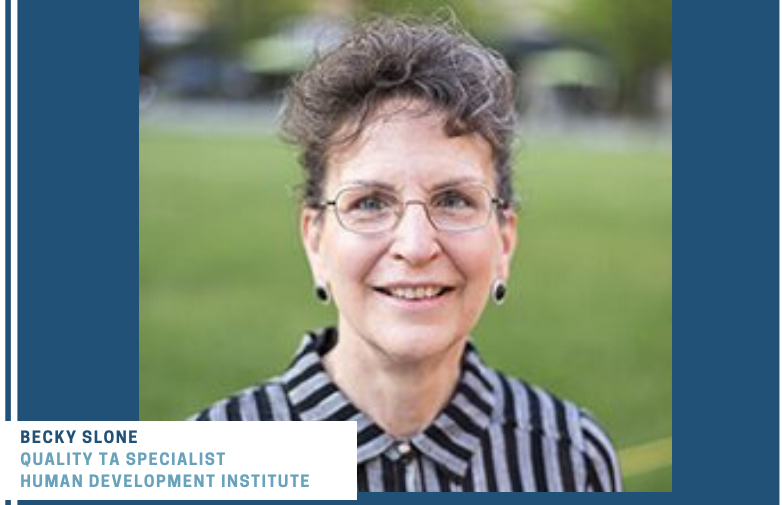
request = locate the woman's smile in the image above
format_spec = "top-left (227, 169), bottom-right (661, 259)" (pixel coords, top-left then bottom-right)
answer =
top-left (371, 282), bottom-right (457, 311)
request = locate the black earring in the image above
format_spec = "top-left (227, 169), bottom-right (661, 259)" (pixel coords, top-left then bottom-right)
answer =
top-left (314, 283), bottom-right (331, 305)
top-left (491, 279), bottom-right (507, 305)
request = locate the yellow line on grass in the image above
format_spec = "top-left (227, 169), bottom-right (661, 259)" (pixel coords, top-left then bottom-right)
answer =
top-left (619, 436), bottom-right (672, 478)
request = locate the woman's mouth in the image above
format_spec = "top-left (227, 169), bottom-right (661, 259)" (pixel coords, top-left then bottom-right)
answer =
top-left (373, 285), bottom-right (454, 301)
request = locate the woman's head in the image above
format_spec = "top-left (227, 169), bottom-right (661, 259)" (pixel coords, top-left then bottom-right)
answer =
top-left (282, 17), bottom-right (518, 364)
top-left (281, 16), bottom-right (517, 209)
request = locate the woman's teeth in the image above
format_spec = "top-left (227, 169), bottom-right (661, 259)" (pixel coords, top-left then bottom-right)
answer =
top-left (387, 286), bottom-right (445, 300)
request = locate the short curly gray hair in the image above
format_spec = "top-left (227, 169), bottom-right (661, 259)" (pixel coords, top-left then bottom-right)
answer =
top-left (281, 16), bottom-right (517, 209)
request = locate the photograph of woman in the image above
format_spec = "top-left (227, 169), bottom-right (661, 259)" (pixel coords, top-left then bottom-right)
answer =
top-left (188, 17), bottom-right (622, 492)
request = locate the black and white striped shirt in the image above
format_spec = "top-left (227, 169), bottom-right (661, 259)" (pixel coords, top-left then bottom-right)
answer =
top-left (191, 327), bottom-right (622, 492)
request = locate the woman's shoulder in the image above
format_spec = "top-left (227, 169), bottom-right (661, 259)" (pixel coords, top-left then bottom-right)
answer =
top-left (487, 370), bottom-right (600, 445)
top-left (186, 328), bottom-right (331, 421)
top-left (487, 369), bottom-right (622, 491)
top-left (186, 378), bottom-right (294, 421)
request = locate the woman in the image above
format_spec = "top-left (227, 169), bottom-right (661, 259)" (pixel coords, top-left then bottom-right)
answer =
top-left (191, 17), bottom-right (622, 492)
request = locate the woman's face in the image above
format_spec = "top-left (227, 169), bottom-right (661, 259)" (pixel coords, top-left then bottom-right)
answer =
top-left (302, 101), bottom-right (517, 365)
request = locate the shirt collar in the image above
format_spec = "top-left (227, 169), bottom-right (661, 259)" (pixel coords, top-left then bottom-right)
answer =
top-left (281, 327), bottom-right (497, 480)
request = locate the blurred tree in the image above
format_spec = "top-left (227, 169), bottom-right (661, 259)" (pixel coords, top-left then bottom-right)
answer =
top-left (215, 0), bottom-right (313, 52)
top-left (551, 0), bottom-right (672, 115)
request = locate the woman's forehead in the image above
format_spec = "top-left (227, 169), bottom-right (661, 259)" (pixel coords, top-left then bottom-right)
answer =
top-left (327, 106), bottom-right (495, 191)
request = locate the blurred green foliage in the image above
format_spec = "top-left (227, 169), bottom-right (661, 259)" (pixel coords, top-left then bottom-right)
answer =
top-left (140, 0), bottom-right (671, 114)
top-left (139, 126), bottom-right (671, 490)
top-left (213, 0), bottom-right (313, 52)
top-left (551, 0), bottom-right (673, 113)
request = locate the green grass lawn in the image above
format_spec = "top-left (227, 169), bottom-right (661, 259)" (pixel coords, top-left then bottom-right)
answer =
top-left (139, 126), bottom-right (672, 491)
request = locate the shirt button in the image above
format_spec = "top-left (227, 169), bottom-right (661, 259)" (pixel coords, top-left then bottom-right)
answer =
top-left (397, 442), bottom-right (412, 456)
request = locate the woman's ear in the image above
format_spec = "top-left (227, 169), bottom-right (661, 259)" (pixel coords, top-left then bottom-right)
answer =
top-left (497, 210), bottom-right (518, 281)
top-left (301, 208), bottom-right (327, 281)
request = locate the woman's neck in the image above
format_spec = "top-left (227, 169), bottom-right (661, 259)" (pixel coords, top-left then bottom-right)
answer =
top-left (322, 324), bottom-right (465, 439)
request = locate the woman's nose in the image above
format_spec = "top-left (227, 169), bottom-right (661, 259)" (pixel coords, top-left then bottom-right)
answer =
top-left (389, 203), bottom-right (442, 265)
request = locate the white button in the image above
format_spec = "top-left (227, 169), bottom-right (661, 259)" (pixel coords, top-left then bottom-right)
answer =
top-left (397, 442), bottom-right (412, 455)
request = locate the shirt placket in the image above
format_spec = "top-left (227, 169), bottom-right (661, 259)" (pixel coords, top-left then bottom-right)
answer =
top-left (395, 441), bottom-right (420, 491)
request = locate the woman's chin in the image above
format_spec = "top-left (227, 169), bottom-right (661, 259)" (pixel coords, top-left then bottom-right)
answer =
top-left (366, 322), bottom-right (465, 366)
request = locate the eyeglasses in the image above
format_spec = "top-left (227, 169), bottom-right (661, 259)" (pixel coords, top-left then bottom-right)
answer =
top-left (318, 182), bottom-right (508, 235)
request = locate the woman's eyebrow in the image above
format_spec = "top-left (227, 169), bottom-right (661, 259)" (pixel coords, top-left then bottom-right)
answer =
top-left (429, 177), bottom-right (486, 191)
top-left (340, 177), bottom-right (486, 192)
top-left (341, 179), bottom-right (398, 191)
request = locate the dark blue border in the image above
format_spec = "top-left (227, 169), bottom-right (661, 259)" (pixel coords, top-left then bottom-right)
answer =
top-left (4, 0), bottom-right (11, 424)
top-left (14, 0), bottom-right (138, 421)
top-left (676, 0), bottom-right (778, 499)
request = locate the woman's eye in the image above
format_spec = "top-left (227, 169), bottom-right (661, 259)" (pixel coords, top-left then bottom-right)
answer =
top-left (354, 195), bottom-right (392, 211)
top-left (435, 191), bottom-right (473, 209)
